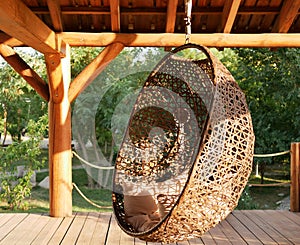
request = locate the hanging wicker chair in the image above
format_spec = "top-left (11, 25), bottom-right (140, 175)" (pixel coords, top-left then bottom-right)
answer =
top-left (112, 44), bottom-right (255, 243)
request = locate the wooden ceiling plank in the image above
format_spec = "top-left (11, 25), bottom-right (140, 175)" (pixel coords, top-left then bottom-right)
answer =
top-left (46, 0), bottom-right (64, 32)
top-left (110, 0), bottom-right (121, 32)
top-left (272, 0), bottom-right (300, 33)
top-left (0, 44), bottom-right (49, 101)
top-left (59, 32), bottom-right (300, 48)
top-left (68, 42), bottom-right (124, 103)
top-left (197, 0), bottom-right (209, 7)
top-left (166, 0), bottom-right (179, 33)
top-left (218, 0), bottom-right (242, 33)
top-left (0, 0), bottom-right (60, 54)
top-left (236, 0), bottom-right (256, 31)
top-left (29, 5), bottom-right (289, 16)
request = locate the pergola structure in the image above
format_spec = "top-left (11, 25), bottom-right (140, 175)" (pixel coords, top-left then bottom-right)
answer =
top-left (0, 0), bottom-right (299, 218)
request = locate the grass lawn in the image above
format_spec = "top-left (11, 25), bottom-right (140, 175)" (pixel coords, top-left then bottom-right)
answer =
top-left (0, 149), bottom-right (113, 213)
top-left (0, 149), bottom-right (291, 213)
top-left (0, 168), bottom-right (113, 213)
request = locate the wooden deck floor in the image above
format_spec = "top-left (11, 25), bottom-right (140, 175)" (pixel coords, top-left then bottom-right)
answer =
top-left (0, 210), bottom-right (299, 244)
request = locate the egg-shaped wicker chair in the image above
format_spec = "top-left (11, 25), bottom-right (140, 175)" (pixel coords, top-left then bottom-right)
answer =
top-left (112, 43), bottom-right (255, 243)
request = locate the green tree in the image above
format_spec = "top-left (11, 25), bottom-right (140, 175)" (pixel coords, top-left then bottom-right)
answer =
top-left (221, 48), bottom-right (300, 182)
top-left (72, 47), bottom-right (165, 188)
top-left (0, 49), bottom-right (47, 143)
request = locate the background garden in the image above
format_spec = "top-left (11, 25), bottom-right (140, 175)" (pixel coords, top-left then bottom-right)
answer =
top-left (0, 47), bottom-right (299, 212)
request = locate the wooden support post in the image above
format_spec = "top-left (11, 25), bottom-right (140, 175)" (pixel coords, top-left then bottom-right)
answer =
top-left (45, 44), bottom-right (72, 217)
top-left (290, 142), bottom-right (300, 212)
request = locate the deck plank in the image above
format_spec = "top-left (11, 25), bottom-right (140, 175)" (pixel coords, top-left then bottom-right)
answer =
top-left (0, 213), bottom-right (29, 243)
top-left (251, 210), bottom-right (300, 244)
top-left (15, 214), bottom-right (52, 244)
top-left (218, 219), bottom-right (247, 244)
top-left (89, 212), bottom-right (111, 245)
top-left (120, 228), bottom-right (135, 244)
top-left (233, 211), bottom-right (278, 244)
top-left (177, 240), bottom-right (189, 245)
top-left (31, 215), bottom-right (64, 245)
top-left (60, 212), bottom-right (87, 245)
top-left (0, 213), bottom-right (15, 228)
top-left (47, 215), bottom-right (74, 244)
top-left (0, 211), bottom-right (299, 244)
top-left (188, 237), bottom-right (204, 245)
top-left (0, 213), bottom-right (40, 244)
top-left (134, 237), bottom-right (147, 245)
top-left (281, 210), bottom-right (300, 226)
top-left (241, 210), bottom-right (292, 245)
top-left (209, 223), bottom-right (232, 244)
top-left (200, 230), bottom-right (217, 244)
top-left (105, 214), bottom-right (123, 244)
top-left (227, 211), bottom-right (263, 244)
top-left (76, 212), bottom-right (101, 244)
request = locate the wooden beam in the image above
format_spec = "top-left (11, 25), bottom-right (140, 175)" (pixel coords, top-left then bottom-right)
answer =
top-left (0, 33), bottom-right (24, 47)
top-left (45, 44), bottom-right (72, 217)
top-left (0, 44), bottom-right (49, 101)
top-left (166, 0), bottom-right (178, 33)
top-left (59, 32), bottom-right (300, 48)
top-left (272, 0), bottom-right (300, 33)
top-left (46, 0), bottom-right (64, 32)
top-left (69, 42), bottom-right (124, 103)
top-left (0, 0), bottom-right (61, 54)
top-left (218, 0), bottom-right (241, 33)
top-left (290, 142), bottom-right (300, 212)
top-left (110, 0), bottom-right (120, 32)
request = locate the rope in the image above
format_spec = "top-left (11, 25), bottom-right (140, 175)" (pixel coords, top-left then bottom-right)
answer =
top-left (248, 182), bottom-right (291, 187)
top-left (253, 150), bottom-right (290, 158)
top-left (72, 182), bottom-right (112, 209)
top-left (72, 151), bottom-right (114, 170)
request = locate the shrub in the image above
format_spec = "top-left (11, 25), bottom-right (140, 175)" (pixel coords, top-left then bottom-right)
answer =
top-left (0, 115), bottom-right (47, 210)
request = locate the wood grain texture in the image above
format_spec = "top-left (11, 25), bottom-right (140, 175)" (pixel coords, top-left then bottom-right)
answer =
top-left (59, 32), bottom-right (300, 48)
top-left (0, 211), bottom-right (299, 244)
top-left (290, 142), bottom-right (300, 212)
top-left (0, 0), bottom-right (59, 54)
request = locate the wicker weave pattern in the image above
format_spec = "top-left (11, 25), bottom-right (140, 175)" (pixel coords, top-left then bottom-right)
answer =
top-left (113, 44), bottom-right (254, 243)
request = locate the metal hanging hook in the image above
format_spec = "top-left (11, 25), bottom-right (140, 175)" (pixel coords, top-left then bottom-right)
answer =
top-left (184, 0), bottom-right (192, 44)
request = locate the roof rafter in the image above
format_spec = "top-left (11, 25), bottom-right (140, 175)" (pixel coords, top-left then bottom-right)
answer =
top-left (0, 44), bottom-right (49, 101)
top-left (0, 33), bottom-right (24, 47)
top-left (46, 0), bottom-right (64, 32)
top-left (218, 0), bottom-right (241, 33)
top-left (110, 0), bottom-right (120, 32)
top-left (0, 0), bottom-right (62, 54)
top-left (166, 0), bottom-right (178, 33)
top-left (272, 0), bottom-right (300, 33)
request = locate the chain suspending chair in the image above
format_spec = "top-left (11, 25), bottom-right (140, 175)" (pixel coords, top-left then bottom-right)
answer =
top-left (112, 43), bottom-right (255, 243)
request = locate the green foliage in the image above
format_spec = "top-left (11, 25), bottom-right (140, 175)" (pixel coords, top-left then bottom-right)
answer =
top-left (72, 47), bottom-right (165, 156)
top-left (0, 48), bottom-right (47, 143)
top-left (236, 186), bottom-right (258, 210)
top-left (221, 48), bottom-right (300, 153)
top-left (0, 115), bottom-right (47, 210)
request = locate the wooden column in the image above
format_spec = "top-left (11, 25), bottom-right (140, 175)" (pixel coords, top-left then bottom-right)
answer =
top-left (290, 142), bottom-right (300, 212)
top-left (45, 44), bottom-right (72, 217)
